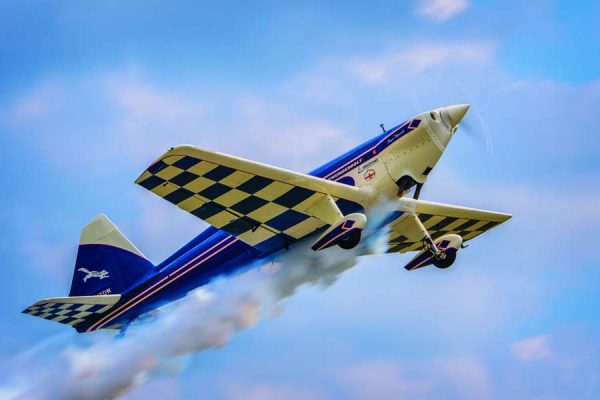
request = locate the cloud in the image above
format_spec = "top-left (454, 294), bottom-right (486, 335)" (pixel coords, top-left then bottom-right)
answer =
top-left (337, 360), bottom-right (431, 399)
top-left (105, 76), bottom-right (203, 123)
top-left (223, 382), bottom-right (327, 400)
top-left (284, 40), bottom-right (497, 100)
top-left (335, 357), bottom-right (492, 400)
top-left (6, 81), bottom-right (65, 121)
top-left (511, 335), bottom-right (552, 362)
top-left (18, 236), bottom-right (74, 283)
top-left (101, 72), bottom-right (212, 165)
top-left (121, 379), bottom-right (179, 400)
top-left (10, 207), bottom-right (78, 283)
top-left (501, 326), bottom-right (600, 398)
top-left (348, 41), bottom-right (495, 84)
top-left (433, 357), bottom-right (494, 399)
top-left (226, 95), bottom-right (355, 170)
top-left (3, 67), bottom-right (355, 177)
top-left (0, 387), bottom-right (21, 400)
top-left (2, 71), bottom-right (211, 174)
top-left (416, 0), bottom-right (470, 22)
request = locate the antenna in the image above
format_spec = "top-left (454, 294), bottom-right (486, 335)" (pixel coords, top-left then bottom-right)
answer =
top-left (380, 123), bottom-right (386, 133)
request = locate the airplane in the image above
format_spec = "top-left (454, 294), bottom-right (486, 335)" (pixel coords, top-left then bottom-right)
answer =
top-left (23, 104), bottom-right (511, 333)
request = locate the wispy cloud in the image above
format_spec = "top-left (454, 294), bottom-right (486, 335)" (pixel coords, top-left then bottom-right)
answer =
top-left (223, 382), bottom-right (327, 400)
top-left (121, 379), bottom-right (179, 400)
top-left (6, 81), bottom-right (65, 121)
top-left (348, 41), bottom-right (495, 84)
top-left (3, 67), bottom-right (354, 176)
top-left (511, 335), bottom-right (552, 362)
top-left (335, 357), bottom-right (492, 400)
top-left (416, 0), bottom-right (470, 22)
top-left (337, 361), bottom-right (431, 399)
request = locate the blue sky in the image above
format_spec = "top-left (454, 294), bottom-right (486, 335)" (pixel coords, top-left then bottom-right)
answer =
top-left (1, 0), bottom-right (599, 398)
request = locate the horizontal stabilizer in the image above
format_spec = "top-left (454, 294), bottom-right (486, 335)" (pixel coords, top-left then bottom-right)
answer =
top-left (23, 295), bottom-right (121, 330)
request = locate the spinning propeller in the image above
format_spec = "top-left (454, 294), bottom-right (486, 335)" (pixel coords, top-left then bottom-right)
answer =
top-left (406, 85), bottom-right (493, 200)
top-left (410, 85), bottom-right (494, 154)
top-left (453, 83), bottom-right (494, 154)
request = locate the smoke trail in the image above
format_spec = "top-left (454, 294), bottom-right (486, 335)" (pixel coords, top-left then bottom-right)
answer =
top-left (5, 201), bottom-right (394, 400)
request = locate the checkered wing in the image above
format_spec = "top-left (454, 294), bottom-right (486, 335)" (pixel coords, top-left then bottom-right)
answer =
top-left (386, 199), bottom-right (511, 253)
top-left (136, 146), bottom-right (365, 253)
top-left (23, 295), bottom-right (121, 329)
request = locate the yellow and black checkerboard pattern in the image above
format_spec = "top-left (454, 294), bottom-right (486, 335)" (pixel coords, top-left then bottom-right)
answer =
top-left (136, 155), bottom-right (328, 252)
top-left (387, 213), bottom-right (501, 253)
top-left (23, 300), bottom-right (114, 328)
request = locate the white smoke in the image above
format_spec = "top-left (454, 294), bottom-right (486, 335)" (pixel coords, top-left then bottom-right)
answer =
top-left (5, 201), bottom-right (394, 400)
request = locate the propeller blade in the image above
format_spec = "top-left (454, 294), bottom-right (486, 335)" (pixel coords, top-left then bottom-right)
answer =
top-left (454, 82), bottom-right (494, 154)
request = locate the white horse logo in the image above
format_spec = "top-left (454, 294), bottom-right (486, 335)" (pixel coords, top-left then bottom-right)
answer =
top-left (78, 268), bottom-right (110, 283)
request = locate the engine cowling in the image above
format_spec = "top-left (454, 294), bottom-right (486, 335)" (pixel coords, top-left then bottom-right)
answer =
top-left (403, 234), bottom-right (463, 271)
top-left (311, 213), bottom-right (367, 251)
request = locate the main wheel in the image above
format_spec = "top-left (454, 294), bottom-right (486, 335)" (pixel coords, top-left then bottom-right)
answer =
top-left (433, 251), bottom-right (456, 269)
top-left (338, 229), bottom-right (361, 249)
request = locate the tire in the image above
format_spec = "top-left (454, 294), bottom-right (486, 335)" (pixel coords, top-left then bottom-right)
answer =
top-left (338, 229), bottom-right (361, 250)
top-left (433, 251), bottom-right (456, 269)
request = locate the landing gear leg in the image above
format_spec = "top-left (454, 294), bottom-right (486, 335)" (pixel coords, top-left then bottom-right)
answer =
top-left (410, 213), bottom-right (446, 261)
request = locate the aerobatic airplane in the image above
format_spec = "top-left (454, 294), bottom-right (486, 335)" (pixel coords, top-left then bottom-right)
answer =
top-left (23, 104), bottom-right (511, 333)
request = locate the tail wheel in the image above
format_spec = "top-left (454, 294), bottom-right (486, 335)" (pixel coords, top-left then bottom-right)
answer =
top-left (338, 229), bottom-right (361, 249)
top-left (433, 251), bottom-right (456, 269)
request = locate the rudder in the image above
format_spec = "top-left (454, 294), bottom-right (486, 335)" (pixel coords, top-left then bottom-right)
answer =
top-left (69, 214), bottom-right (153, 296)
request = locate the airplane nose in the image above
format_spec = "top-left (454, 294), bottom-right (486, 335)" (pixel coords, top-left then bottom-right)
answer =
top-left (443, 104), bottom-right (470, 129)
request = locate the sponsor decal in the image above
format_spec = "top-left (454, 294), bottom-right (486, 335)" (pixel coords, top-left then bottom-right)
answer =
top-left (324, 119), bottom-right (421, 181)
top-left (357, 157), bottom-right (379, 173)
top-left (363, 169), bottom-right (376, 181)
top-left (78, 268), bottom-right (110, 283)
top-left (329, 158), bottom-right (364, 180)
top-left (97, 288), bottom-right (112, 295)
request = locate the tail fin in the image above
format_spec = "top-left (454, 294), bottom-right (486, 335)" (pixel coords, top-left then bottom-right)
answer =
top-left (69, 214), bottom-right (153, 296)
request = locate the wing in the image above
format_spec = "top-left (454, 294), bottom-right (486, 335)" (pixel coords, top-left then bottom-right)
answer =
top-left (384, 198), bottom-right (511, 253)
top-left (22, 295), bottom-right (121, 329)
top-left (135, 146), bottom-right (368, 253)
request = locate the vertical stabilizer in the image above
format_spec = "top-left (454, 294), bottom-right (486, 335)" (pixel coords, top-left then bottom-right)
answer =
top-left (69, 214), bottom-right (153, 296)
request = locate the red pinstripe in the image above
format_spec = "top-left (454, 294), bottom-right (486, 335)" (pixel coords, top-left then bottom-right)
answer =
top-left (88, 235), bottom-right (238, 331)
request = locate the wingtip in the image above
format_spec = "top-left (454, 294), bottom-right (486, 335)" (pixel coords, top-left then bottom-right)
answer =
top-left (133, 174), bottom-right (145, 185)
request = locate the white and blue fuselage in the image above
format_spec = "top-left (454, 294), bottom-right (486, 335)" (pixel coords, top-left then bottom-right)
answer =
top-left (79, 105), bottom-right (468, 332)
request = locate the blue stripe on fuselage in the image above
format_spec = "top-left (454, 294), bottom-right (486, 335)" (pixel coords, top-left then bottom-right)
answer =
top-left (310, 118), bottom-right (419, 182)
